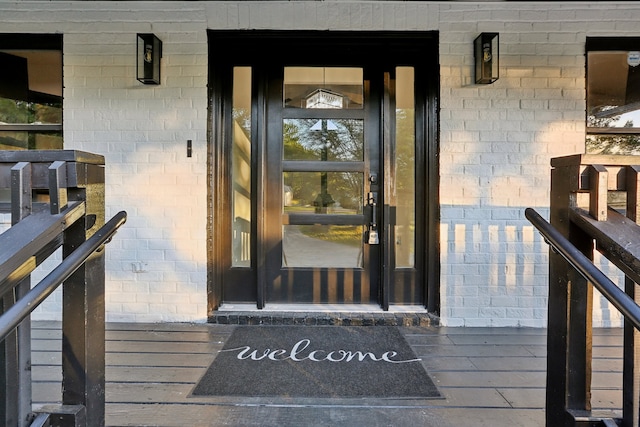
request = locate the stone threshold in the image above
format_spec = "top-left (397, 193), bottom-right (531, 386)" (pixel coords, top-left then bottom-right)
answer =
top-left (208, 304), bottom-right (439, 327)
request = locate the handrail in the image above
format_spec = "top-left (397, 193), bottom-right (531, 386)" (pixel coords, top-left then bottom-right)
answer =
top-left (0, 210), bottom-right (127, 341)
top-left (542, 155), bottom-right (640, 426)
top-left (1, 150), bottom-right (112, 427)
top-left (0, 202), bottom-right (86, 288)
top-left (525, 207), bottom-right (640, 330)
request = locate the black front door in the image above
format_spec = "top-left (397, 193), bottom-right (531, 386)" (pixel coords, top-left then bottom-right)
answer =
top-left (263, 66), bottom-right (381, 304)
top-left (208, 31), bottom-right (440, 312)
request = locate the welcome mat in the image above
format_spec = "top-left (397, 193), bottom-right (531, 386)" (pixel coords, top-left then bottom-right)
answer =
top-left (191, 325), bottom-right (440, 399)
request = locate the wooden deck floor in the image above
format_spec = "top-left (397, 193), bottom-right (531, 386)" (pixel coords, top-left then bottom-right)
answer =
top-left (31, 322), bottom-right (623, 427)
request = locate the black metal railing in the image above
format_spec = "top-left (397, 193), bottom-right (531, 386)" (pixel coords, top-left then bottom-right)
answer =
top-left (0, 211), bottom-right (126, 340)
top-left (0, 150), bottom-right (125, 427)
top-left (530, 153), bottom-right (640, 427)
top-left (527, 207), bottom-right (636, 427)
top-left (1, 210), bottom-right (126, 427)
top-left (526, 208), bottom-right (640, 330)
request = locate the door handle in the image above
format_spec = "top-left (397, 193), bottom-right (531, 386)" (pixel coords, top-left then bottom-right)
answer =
top-left (367, 191), bottom-right (379, 245)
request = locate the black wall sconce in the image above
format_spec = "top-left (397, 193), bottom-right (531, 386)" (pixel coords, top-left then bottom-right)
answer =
top-left (474, 32), bottom-right (499, 84)
top-left (137, 33), bottom-right (162, 85)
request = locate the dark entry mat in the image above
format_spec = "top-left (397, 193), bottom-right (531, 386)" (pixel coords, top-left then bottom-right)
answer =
top-left (191, 325), bottom-right (440, 399)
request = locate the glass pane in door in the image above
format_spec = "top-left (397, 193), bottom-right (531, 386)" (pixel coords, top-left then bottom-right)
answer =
top-left (283, 118), bottom-right (363, 161)
top-left (283, 172), bottom-right (363, 215)
top-left (280, 67), bottom-right (367, 270)
top-left (282, 224), bottom-right (364, 267)
top-left (232, 67), bottom-right (252, 267)
top-left (395, 67), bottom-right (415, 268)
top-left (283, 67), bottom-right (363, 109)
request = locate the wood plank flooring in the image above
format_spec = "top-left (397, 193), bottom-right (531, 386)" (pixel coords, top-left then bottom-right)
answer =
top-left (30, 322), bottom-right (623, 427)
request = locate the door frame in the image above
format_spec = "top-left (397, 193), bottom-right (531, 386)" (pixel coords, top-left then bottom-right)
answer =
top-left (207, 30), bottom-right (440, 315)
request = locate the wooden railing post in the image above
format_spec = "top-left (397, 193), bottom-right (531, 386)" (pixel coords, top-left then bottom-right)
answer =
top-left (1, 150), bottom-right (107, 427)
top-left (589, 165), bottom-right (608, 221)
top-left (624, 165), bottom-right (640, 427)
top-left (547, 155), bottom-right (640, 426)
top-left (12, 162), bottom-right (33, 427)
top-left (1, 161), bottom-right (34, 427)
top-left (548, 156), bottom-right (594, 426)
top-left (58, 158), bottom-right (106, 427)
top-left (548, 160), bottom-right (574, 427)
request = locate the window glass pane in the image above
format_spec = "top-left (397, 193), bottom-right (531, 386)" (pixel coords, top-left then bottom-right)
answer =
top-left (283, 118), bottom-right (363, 161)
top-left (283, 172), bottom-right (363, 215)
top-left (587, 50), bottom-right (640, 154)
top-left (282, 225), bottom-right (363, 268)
top-left (0, 99), bottom-right (61, 125)
top-left (0, 50), bottom-right (62, 125)
top-left (284, 67), bottom-right (363, 109)
top-left (232, 67), bottom-right (252, 267)
top-left (586, 133), bottom-right (640, 155)
top-left (0, 131), bottom-right (62, 150)
top-left (32, 132), bottom-right (62, 149)
top-left (0, 49), bottom-right (63, 154)
top-left (395, 67), bottom-right (415, 268)
top-left (0, 98), bottom-right (29, 124)
top-left (0, 130), bottom-right (28, 150)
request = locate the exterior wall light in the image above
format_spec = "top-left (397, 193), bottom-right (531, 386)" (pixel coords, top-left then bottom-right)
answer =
top-left (137, 33), bottom-right (162, 85)
top-left (474, 32), bottom-right (499, 84)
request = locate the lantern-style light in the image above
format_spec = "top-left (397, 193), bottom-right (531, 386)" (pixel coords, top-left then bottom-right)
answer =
top-left (137, 33), bottom-right (162, 85)
top-left (474, 32), bottom-right (499, 84)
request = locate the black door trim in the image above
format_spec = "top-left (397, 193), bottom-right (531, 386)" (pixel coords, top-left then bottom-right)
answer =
top-left (207, 30), bottom-right (440, 316)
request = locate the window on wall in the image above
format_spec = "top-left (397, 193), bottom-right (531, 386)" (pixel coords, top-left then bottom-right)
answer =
top-left (0, 34), bottom-right (63, 150)
top-left (587, 38), bottom-right (640, 155)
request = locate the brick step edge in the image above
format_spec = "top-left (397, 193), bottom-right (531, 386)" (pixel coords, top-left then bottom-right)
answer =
top-left (208, 311), bottom-right (439, 327)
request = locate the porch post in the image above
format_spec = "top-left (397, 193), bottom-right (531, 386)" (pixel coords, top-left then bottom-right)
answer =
top-left (60, 157), bottom-right (106, 427)
top-left (547, 155), bottom-right (593, 426)
top-left (624, 166), bottom-right (640, 426)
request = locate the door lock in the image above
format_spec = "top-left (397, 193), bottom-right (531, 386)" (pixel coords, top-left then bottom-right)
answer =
top-left (367, 191), bottom-right (379, 245)
top-left (368, 226), bottom-right (379, 245)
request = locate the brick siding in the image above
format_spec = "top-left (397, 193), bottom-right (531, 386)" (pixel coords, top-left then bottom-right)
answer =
top-left (1, 1), bottom-right (639, 326)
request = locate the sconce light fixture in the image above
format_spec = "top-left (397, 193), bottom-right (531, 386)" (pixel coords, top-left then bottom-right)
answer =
top-left (137, 33), bottom-right (162, 85)
top-left (474, 32), bottom-right (499, 84)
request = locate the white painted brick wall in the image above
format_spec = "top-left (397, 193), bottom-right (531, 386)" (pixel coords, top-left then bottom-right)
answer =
top-left (1, 1), bottom-right (639, 327)
top-left (437, 1), bottom-right (636, 327)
